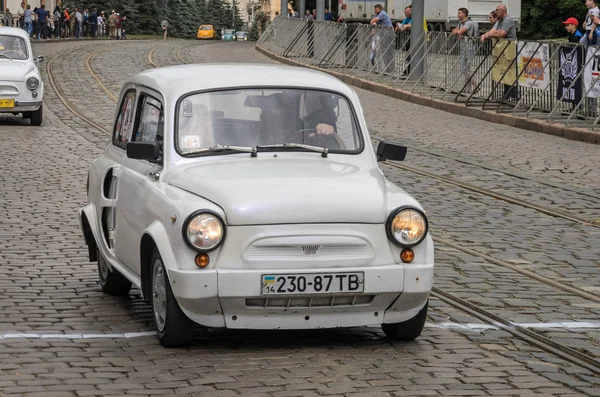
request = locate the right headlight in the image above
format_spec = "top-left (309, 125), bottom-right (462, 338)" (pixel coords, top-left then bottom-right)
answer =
top-left (386, 207), bottom-right (428, 247)
top-left (27, 77), bottom-right (39, 90)
top-left (183, 211), bottom-right (225, 252)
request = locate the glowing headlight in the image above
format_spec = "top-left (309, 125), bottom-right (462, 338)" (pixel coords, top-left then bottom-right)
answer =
top-left (387, 207), bottom-right (428, 247)
top-left (27, 77), bottom-right (39, 90)
top-left (183, 212), bottom-right (225, 251)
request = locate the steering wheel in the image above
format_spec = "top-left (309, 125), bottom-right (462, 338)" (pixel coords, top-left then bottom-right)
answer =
top-left (289, 128), bottom-right (344, 150)
top-left (0, 50), bottom-right (21, 55)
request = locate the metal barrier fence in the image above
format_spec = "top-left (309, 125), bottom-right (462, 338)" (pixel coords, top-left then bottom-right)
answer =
top-left (258, 17), bottom-right (600, 130)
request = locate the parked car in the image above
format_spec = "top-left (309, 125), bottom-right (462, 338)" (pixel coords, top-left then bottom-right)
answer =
top-left (79, 64), bottom-right (434, 347)
top-left (197, 24), bottom-right (215, 39)
top-left (0, 27), bottom-right (44, 126)
top-left (236, 31), bottom-right (248, 41)
top-left (222, 29), bottom-right (236, 41)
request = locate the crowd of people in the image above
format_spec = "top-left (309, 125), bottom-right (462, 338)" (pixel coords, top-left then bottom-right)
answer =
top-left (1, 3), bottom-right (127, 40)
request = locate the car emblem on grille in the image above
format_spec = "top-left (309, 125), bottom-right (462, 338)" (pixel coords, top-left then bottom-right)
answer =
top-left (301, 245), bottom-right (320, 255)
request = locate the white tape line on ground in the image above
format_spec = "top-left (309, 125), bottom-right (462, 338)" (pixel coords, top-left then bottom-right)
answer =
top-left (1, 322), bottom-right (599, 340)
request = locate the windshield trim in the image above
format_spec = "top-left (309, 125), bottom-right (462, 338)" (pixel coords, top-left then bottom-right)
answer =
top-left (0, 34), bottom-right (29, 60)
top-left (174, 86), bottom-right (365, 158)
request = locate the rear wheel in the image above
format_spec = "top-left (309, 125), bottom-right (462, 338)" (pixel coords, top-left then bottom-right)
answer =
top-left (382, 300), bottom-right (428, 341)
top-left (97, 247), bottom-right (132, 296)
top-left (30, 105), bottom-right (42, 126)
top-left (151, 248), bottom-right (196, 347)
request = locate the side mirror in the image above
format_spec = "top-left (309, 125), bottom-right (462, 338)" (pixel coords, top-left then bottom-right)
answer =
top-left (127, 141), bottom-right (161, 162)
top-left (35, 55), bottom-right (44, 63)
top-left (376, 141), bottom-right (407, 162)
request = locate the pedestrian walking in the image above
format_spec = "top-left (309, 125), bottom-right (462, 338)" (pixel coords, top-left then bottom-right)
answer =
top-left (35, 5), bottom-right (48, 39)
top-left (53, 6), bottom-right (61, 39)
top-left (562, 17), bottom-right (583, 43)
top-left (23, 5), bottom-right (32, 36)
top-left (17, 2), bottom-right (25, 28)
top-left (161, 19), bottom-right (168, 40)
top-left (108, 11), bottom-right (116, 38)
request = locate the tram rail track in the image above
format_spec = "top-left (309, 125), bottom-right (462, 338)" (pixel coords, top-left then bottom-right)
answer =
top-left (431, 287), bottom-right (600, 375)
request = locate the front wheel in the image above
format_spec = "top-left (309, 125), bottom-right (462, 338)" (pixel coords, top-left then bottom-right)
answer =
top-left (30, 104), bottom-right (42, 126)
top-left (97, 247), bottom-right (132, 296)
top-left (151, 248), bottom-right (196, 347)
top-left (382, 300), bottom-right (428, 341)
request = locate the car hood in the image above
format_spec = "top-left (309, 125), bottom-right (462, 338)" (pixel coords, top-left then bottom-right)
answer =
top-left (0, 62), bottom-right (34, 82)
top-left (167, 157), bottom-right (389, 225)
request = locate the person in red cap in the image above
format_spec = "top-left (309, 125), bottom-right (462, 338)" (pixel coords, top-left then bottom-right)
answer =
top-left (563, 17), bottom-right (583, 43)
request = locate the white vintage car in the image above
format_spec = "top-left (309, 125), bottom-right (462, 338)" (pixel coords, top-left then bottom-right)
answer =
top-left (78, 64), bottom-right (434, 347)
top-left (0, 27), bottom-right (44, 125)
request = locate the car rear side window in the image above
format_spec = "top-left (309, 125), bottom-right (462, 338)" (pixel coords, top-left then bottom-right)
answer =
top-left (113, 90), bottom-right (136, 150)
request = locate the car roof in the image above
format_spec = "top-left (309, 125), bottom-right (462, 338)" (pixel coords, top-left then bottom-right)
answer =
top-left (130, 63), bottom-right (356, 100)
top-left (0, 27), bottom-right (31, 39)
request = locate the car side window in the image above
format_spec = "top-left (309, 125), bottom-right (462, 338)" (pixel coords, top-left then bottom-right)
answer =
top-left (113, 90), bottom-right (136, 150)
top-left (134, 95), bottom-right (163, 146)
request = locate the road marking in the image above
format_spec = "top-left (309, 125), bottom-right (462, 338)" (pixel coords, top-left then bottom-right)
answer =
top-left (0, 322), bottom-right (599, 340)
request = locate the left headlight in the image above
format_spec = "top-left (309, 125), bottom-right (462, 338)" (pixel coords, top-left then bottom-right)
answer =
top-left (386, 207), bottom-right (428, 247)
top-left (27, 77), bottom-right (39, 90)
top-left (183, 211), bottom-right (225, 252)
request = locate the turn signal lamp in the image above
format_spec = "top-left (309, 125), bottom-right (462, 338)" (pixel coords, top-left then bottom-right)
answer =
top-left (400, 248), bottom-right (415, 263)
top-left (195, 253), bottom-right (210, 268)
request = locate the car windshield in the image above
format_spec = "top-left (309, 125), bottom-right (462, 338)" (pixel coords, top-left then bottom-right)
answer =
top-left (200, 25), bottom-right (213, 30)
top-left (224, 29), bottom-right (235, 34)
top-left (0, 35), bottom-right (28, 60)
top-left (237, 32), bottom-right (246, 36)
top-left (177, 88), bottom-right (363, 155)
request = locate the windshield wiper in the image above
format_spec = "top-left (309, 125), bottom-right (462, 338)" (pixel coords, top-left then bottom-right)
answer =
top-left (256, 143), bottom-right (329, 157)
top-left (192, 144), bottom-right (258, 157)
top-left (0, 54), bottom-right (14, 61)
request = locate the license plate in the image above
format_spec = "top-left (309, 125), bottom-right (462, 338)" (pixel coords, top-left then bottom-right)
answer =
top-left (261, 272), bottom-right (364, 295)
top-left (0, 99), bottom-right (15, 108)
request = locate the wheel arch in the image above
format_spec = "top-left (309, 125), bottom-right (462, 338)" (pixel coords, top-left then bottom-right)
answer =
top-left (79, 205), bottom-right (98, 262)
top-left (140, 221), bottom-right (179, 301)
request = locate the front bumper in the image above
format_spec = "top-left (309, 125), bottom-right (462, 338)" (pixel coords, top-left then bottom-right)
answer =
top-left (168, 264), bottom-right (433, 329)
top-left (0, 100), bottom-right (42, 113)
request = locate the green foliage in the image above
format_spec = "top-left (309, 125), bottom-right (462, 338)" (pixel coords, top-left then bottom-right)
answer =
top-left (520, 0), bottom-right (587, 40)
top-left (59, 0), bottom-right (243, 38)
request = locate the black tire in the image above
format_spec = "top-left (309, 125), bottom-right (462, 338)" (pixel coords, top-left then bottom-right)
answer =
top-left (22, 112), bottom-right (31, 119)
top-left (30, 105), bottom-right (42, 126)
top-left (382, 300), bottom-right (428, 341)
top-left (97, 247), bottom-right (132, 296)
top-left (151, 248), bottom-right (196, 347)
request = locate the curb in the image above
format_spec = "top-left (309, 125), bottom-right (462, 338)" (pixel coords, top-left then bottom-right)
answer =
top-left (256, 45), bottom-right (600, 145)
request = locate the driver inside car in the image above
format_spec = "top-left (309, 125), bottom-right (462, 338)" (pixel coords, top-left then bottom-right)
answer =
top-left (258, 91), bottom-right (338, 145)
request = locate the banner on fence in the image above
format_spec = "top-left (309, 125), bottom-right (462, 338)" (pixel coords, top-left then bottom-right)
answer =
top-left (584, 46), bottom-right (600, 98)
top-left (517, 42), bottom-right (549, 90)
top-left (492, 40), bottom-right (517, 85)
top-left (557, 46), bottom-right (583, 104)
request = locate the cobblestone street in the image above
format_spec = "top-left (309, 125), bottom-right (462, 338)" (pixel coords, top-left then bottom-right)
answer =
top-left (0, 39), bottom-right (599, 396)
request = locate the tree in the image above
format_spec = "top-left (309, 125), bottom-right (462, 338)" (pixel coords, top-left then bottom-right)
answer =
top-left (520, 0), bottom-right (587, 40)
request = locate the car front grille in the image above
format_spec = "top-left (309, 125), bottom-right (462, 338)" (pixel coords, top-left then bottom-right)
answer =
top-left (0, 85), bottom-right (18, 95)
top-left (245, 294), bottom-right (375, 309)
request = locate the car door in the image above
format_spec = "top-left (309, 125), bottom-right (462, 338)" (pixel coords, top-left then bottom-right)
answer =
top-left (114, 90), bottom-right (165, 276)
top-left (99, 88), bottom-right (137, 262)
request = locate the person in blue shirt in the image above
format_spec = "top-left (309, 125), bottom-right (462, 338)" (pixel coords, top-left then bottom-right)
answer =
top-left (324, 8), bottom-right (333, 21)
top-left (369, 4), bottom-right (393, 27)
top-left (562, 17), bottom-right (583, 43)
top-left (35, 4), bottom-right (49, 39)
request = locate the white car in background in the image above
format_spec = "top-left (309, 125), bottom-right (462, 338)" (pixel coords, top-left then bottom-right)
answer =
top-left (79, 63), bottom-right (434, 347)
top-left (0, 27), bottom-right (44, 126)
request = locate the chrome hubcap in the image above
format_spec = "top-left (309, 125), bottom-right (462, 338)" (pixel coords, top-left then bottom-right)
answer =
top-left (152, 260), bottom-right (167, 332)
